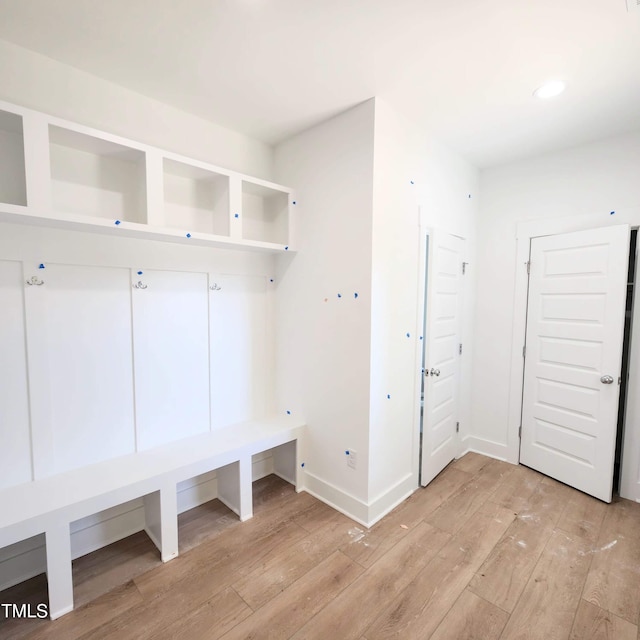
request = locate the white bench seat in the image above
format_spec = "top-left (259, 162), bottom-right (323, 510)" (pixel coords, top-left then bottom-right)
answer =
top-left (0, 417), bottom-right (305, 619)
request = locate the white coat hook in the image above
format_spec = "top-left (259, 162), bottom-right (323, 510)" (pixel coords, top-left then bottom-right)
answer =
top-left (210, 283), bottom-right (222, 291)
top-left (26, 276), bottom-right (44, 286)
top-left (133, 281), bottom-right (148, 290)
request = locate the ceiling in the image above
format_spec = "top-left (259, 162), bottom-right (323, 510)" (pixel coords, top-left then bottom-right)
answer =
top-left (0, 0), bottom-right (638, 168)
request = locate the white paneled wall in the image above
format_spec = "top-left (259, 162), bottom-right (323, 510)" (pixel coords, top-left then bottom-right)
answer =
top-left (0, 260), bottom-right (31, 489)
top-left (25, 264), bottom-right (136, 476)
top-left (210, 275), bottom-right (271, 429)
top-left (132, 269), bottom-right (210, 450)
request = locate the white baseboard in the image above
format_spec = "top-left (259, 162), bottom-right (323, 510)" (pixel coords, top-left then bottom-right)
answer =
top-left (367, 473), bottom-right (417, 527)
top-left (0, 452), bottom-right (275, 592)
top-left (301, 470), bottom-right (417, 528)
top-left (460, 435), bottom-right (515, 464)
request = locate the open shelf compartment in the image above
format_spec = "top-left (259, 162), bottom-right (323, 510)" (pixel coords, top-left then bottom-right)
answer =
top-left (48, 125), bottom-right (147, 224)
top-left (241, 181), bottom-right (289, 245)
top-left (0, 110), bottom-right (27, 207)
top-left (162, 158), bottom-right (230, 236)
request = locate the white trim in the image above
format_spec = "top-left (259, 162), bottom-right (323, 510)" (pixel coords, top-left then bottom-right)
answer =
top-left (460, 435), bottom-right (511, 462)
top-left (506, 207), bottom-right (640, 499)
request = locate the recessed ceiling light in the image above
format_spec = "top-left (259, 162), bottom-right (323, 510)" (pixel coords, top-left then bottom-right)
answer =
top-left (533, 80), bottom-right (567, 100)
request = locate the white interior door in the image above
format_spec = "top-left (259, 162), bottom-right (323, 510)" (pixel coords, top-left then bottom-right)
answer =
top-left (521, 225), bottom-right (630, 502)
top-left (421, 232), bottom-right (464, 486)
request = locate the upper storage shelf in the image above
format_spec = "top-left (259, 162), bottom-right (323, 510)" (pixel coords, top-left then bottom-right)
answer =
top-left (49, 125), bottom-right (147, 224)
top-left (0, 100), bottom-right (294, 253)
top-left (0, 109), bottom-right (27, 207)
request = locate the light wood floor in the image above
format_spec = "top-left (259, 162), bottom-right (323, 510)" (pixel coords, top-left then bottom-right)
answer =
top-left (2, 453), bottom-right (640, 640)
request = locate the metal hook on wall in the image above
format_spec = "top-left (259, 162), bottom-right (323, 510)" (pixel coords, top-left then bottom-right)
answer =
top-left (132, 281), bottom-right (148, 290)
top-left (26, 276), bottom-right (44, 286)
top-left (210, 283), bottom-right (222, 291)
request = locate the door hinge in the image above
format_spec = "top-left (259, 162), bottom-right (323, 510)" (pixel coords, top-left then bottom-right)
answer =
top-left (522, 345), bottom-right (526, 358)
top-left (456, 421), bottom-right (460, 433)
top-left (526, 261), bottom-right (531, 275)
top-left (459, 343), bottom-right (463, 355)
top-left (462, 262), bottom-right (468, 275)
top-left (518, 425), bottom-right (522, 439)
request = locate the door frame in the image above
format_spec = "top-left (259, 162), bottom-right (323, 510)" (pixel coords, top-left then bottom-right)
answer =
top-left (506, 207), bottom-right (640, 499)
top-left (414, 218), bottom-right (467, 485)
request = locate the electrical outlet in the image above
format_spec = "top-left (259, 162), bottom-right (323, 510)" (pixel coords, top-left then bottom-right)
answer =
top-left (347, 449), bottom-right (357, 470)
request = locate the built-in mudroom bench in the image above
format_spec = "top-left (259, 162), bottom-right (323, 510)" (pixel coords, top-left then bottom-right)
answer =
top-left (0, 99), bottom-right (304, 620)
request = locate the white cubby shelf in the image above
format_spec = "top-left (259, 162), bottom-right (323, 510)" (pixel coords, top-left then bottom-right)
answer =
top-left (0, 100), bottom-right (294, 253)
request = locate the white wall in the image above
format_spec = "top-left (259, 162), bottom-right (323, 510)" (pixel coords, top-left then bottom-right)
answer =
top-left (274, 98), bottom-right (478, 525)
top-left (472, 132), bottom-right (640, 457)
top-left (0, 39), bottom-right (273, 179)
top-left (274, 100), bottom-right (375, 522)
top-left (371, 100), bottom-right (479, 505)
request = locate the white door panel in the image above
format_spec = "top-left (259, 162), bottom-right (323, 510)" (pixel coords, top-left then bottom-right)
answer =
top-left (521, 225), bottom-right (629, 502)
top-left (421, 232), bottom-right (464, 486)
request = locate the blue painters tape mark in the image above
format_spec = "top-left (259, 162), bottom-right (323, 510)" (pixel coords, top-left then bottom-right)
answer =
top-left (387, 394), bottom-right (391, 399)
top-left (301, 462), bottom-right (305, 468)
top-left (38, 264), bottom-right (45, 269)
top-left (410, 180), bottom-right (415, 185)
top-left (186, 233), bottom-right (192, 238)
top-left (137, 271), bottom-right (143, 275)
top-left (610, 211), bottom-right (616, 215)
top-left (285, 246), bottom-right (289, 250)
top-left (337, 293), bottom-right (342, 298)
top-left (420, 336), bottom-right (423, 340)
top-left (234, 213), bottom-right (239, 218)
top-left (354, 292), bottom-right (358, 299)
top-left (286, 410), bottom-right (291, 415)
top-left (114, 220), bottom-right (121, 225)
top-left (345, 450), bottom-right (349, 456)
top-left (406, 332), bottom-right (410, 338)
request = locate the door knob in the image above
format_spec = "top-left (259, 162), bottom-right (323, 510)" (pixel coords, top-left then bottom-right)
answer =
top-left (600, 375), bottom-right (614, 384)
top-left (430, 368), bottom-right (441, 377)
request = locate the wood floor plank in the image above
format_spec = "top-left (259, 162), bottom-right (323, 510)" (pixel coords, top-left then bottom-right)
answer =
top-left (290, 522), bottom-right (451, 640)
top-left (177, 498), bottom-right (238, 553)
top-left (469, 515), bottom-right (554, 613)
top-left (425, 459), bottom-right (514, 535)
top-left (88, 520), bottom-right (308, 640)
top-left (500, 529), bottom-right (592, 640)
top-left (6, 465), bottom-right (640, 640)
top-left (22, 581), bottom-right (144, 640)
top-left (365, 501), bottom-right (516, 640)
top-left (429, 589), bottom-right (509, 640)
top-left (582, 498), bottom-right (640, 624)
top-left (134, 498), bottom-right (311, 598)
top-left (451, 452), bottom-right (493, 475)
top-left (517, 475), bottom-right (576, 529)
top-left (489, 464), bottom-right (543, 513)
top-left (340, 466), bottom-right (471, 568)
top-left (220, 551), bottom-right (363, 640)
top-left (72, 531), bottom-right (161, 608)
top-left (233, 512), bottom-right (357, 609)
top-left (557, 489), bottom-right (607, 545)
top-left (149, 587), bottom-right (252, 640)
top-left (569, 599), bottom-right (637, 640)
